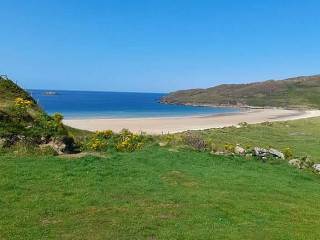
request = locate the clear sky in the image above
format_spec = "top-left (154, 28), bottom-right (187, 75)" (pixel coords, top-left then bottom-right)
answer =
top-left (1, 0), bottom-right (320, 93)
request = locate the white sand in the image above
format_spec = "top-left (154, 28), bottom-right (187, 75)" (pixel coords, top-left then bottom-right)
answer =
top-left (63, 109), bottom-right (320, 134)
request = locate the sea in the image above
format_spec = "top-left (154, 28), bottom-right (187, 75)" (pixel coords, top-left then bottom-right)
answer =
top-left (28, 90), bottom-right (239, 119)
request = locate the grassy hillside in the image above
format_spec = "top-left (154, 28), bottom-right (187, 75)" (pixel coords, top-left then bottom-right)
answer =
top-left (0, 76), bottom-right (45, 120)
top-left (1, 116), bottom-right (320, 239)
top-left (0, 76), bottom-right (77, 152)
top-left (160, 74), bottom-right (320, 109)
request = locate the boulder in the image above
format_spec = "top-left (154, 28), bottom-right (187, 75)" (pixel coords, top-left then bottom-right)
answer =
top-left (268, 148), bottom-right (285, 159)
top-left (40, 137), bottom-right (67, 154)
top-left (254, 147), bottom-right (268, 158)
top-left (313, 164), bottom-right (320, 172)
top-left (234, 146), bottom-right (246, 155)
top-left (288, 159), bottom-right (301, 168)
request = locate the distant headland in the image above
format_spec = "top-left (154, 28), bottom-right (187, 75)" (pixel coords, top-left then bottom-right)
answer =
top-left (160, 74), bottom-right (320, 110)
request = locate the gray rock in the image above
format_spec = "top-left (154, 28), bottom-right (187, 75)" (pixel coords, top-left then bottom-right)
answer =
top-left (40, 137), bottom-right (67, 154)
top-left (234, 146), bottom-right (246, 155)
top-left (288, 132), bottom-right (310, 136)
top-left (268, 148), bottom-right (285, 159)
top-left (313, 164), bottom-right (320, 172)
top-left (245, 153), bottom-right (253, 158)
top-left (254, 147), bottom-right (268, 158)
top-left (288, 159), bottom-right (300, 168)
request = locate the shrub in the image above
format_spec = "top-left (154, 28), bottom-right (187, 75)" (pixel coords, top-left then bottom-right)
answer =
top-left (245, 144), bottom-right (251, 150)
top-left (82, 129), bottom-right (146, 153)
top-left (224, 144), bottom-right (235, 152)
top-left (163, 133), bottom-right (174, 142)
top-left (13, 97), bottom-right (32, 122)
top-left (116, 131), bottom-right (145, 152)
top-left (94, 129), bottom-right (114, 139)
top-left (282, 147), bottom-right (293, 160)
top-left (86, 137), bottom-right (108, 151)
top-left (181, 134), bottom-right (206, 150)
top-left (14, 97), bottom-right (31, 112)
top-left (206, 138), bottom-right (214, 149)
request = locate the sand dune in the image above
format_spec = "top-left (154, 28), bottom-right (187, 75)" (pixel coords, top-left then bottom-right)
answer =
top-left (64, 109), bottom-right (320, 134)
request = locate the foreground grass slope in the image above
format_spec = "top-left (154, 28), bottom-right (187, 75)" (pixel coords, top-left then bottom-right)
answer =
top-left (160, 74), bottom-right (320, 109)
top-left (1, 146), bottom-right (320, 240)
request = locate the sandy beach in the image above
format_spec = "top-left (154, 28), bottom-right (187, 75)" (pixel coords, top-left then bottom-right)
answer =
top-left (63, 109), bottom-right (320, 134)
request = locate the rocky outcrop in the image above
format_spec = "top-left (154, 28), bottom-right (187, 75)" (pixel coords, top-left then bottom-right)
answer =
top-left (234, 145), bottom-right (245, 155)
top-left (211, 145), bottom-right (285, 161)
top-left (39, 136), bottom-right (67, 154)
top-left (41, 91), bottom-right (59, 95)
top-left (253, 147), bottom-right (268, 159)
top-left (268, 148), bottom-right (285, 159)
top-left (288, 159), bottom-right (301, 168)
top-left (253, 147), bottom-right (285, 160)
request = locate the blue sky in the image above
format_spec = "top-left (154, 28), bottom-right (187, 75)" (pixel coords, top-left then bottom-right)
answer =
top-left (1, 0), bottom-right (320, 93)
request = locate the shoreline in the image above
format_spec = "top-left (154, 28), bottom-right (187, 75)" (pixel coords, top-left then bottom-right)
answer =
top-left (64, 109), bottom-right (320, 134)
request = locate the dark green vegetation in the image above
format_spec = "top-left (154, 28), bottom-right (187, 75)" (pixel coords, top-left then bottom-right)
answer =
top-left (160, 74), bottom-right (320, 109)
top-left (0, 76), bottom-right (75, 151)
top-left (1, 145), bottom-right (320, 240)
top-left (1, 116), bottom-right (320, 239)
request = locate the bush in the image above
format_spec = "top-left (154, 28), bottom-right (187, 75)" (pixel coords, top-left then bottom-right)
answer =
top-left (224, 144), bottom-right (235, 152)
top-left (162, 133), bottom-right (174, 143)
top-left (116, 131), bottom-right (144, 152)
top-left (82, 129), bottom-right (146, 153)
top-left (181, 134), bottom-right (207, 150)
top-left (94, 129), bottom-right (114, 139)
top-left (282, 147), bottom-right (293, 160)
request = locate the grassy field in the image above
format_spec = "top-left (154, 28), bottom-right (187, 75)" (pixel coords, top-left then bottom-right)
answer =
top-left (187, 116), bottom-right (320, 162)
top-left (1, 146), bottom-right (320, 239)
top-left (1, 117), bottom-right (320, 239)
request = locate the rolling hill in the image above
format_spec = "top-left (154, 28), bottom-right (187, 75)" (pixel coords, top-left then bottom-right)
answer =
top-left (160, 74), bottom-right (320, 109)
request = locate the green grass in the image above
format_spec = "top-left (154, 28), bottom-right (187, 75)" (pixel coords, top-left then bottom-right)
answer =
top-left (1, 145), bottom-right (320, 240)
top-left (185, 116), bottom-right (320, 162)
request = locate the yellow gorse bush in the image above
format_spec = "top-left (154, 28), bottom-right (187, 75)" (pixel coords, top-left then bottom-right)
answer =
top-left (14, 97), bottom-right (32, 111)
top-left (116, 135), bottom-right (135, 152)
top-left (116, 130), bottom-right (144, 152)
top-left (83, 129), bottom-right (145, 152)
top-left (86, 137), bottom-right (108, 150)
top-left (94, 129), bottom-right (114, 139)
top-left (282, 147), bottom-right (293, 160)
top-left (224, 144), bottom-right (235, 151)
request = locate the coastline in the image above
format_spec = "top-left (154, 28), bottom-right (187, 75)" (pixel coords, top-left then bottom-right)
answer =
top-left (63, 109), bottom-right (320, 134)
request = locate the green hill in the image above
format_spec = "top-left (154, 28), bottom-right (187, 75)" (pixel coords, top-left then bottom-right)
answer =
top-left (0, 76), bottom-right (45, 122)
top-left (160, 74), bottom-right (320, 109)
top-left (0, 76), bottom-right (76, 152)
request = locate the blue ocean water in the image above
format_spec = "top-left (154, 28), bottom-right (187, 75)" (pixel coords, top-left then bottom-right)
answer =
top-left (28, 90), bottom-right (239, 119)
